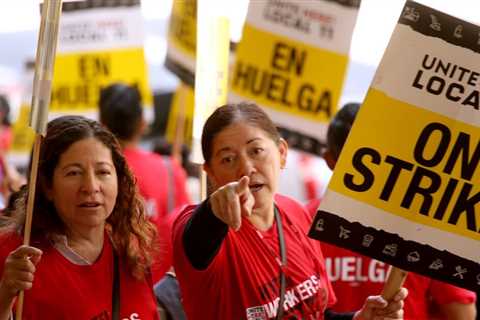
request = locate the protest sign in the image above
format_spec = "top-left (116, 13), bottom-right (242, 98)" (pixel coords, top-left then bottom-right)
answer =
top-left (309, 0), bottom-right (480, 291)
top-left (165, 0), bottom-right (196, 86)
top-left (230, 0), bottom-right (360, 155)
top-left (50, 0), bottom-right (152, 116)
top-left (166, 82), bottom-right (194, 148)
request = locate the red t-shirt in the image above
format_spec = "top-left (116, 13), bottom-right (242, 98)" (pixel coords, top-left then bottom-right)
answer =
top-left (124, 147), bottom-right (190, 282)
top-left (306, 199), bottom-right (476, 320)
top-left (0, 233), bottom-right (159, 320)
top-left (123, 147), bottom-right (190, 221)
top-left (173, 194), bottom-right (336, 320)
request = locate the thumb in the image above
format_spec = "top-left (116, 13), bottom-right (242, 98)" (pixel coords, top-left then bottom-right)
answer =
top-left (235, 176), bottom-right (250, 195)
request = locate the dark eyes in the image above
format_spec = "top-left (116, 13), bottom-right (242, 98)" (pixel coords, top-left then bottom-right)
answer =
top-left (221, 156), bottom-right (234, 164)
top-left (65, 169), bottom-right (111, 177)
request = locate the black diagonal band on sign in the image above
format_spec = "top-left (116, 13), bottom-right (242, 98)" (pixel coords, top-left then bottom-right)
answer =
top-left (308, 210), bottom-right (480, 292)
top-left (322, 0), bottom-right (361, 9)
top-left (276, 126), bottom-right (326, 156)
top-left (398, 0), bottom-right (480, 55)
top-left (165, 57), bottom-right (195, 88)
top-left (60, 0), bottom-right (140, 12)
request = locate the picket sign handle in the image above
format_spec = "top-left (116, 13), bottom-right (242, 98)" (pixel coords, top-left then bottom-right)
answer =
top-left (15, 134), bottom-right (42, 320)
top-left (381, 267), bottom-right (408, 301)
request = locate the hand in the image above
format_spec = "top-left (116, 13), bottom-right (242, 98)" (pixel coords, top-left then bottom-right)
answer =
top-left (0, 245), bottom-right (43, 301)
top-left (353, 287), bottom-right (408, 320)
top-left (209, 176), bottom-right (255, 231)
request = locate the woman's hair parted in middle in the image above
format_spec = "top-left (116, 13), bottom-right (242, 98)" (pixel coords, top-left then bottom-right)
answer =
top-left (2, 115), bottom-right (157, 279)
top-left (201, 102), bottom-right (281, 163)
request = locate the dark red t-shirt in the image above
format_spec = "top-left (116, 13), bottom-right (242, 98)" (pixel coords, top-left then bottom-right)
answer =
top-left (173, 194), bottom-right (336, 320)
top-left (0, 233), bottom-right (159, 319)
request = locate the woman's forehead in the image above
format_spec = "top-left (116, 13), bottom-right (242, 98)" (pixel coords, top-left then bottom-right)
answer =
top-left (58, 137), bottom-right (113, 163)
top-left (212, 123), bottom-right (272, 151)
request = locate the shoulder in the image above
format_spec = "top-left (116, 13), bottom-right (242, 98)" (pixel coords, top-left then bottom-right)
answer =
top-left (274, 194), bottom-right (304, 210)
top-left (171, 204), bottom-right (197, 236)
top-left (275, 194), bottom-right (313, 225)
top-left (428, 278), bottom-right (476, 304)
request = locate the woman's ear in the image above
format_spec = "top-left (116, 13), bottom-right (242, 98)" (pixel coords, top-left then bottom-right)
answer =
top-left (203, 162), bottom-right (218, 188)
top-left (278, 138), bottom-right (288, 169)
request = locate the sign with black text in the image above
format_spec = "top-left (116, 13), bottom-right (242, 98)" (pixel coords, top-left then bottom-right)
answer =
top-left (50, 0), bottom-right (152, 116)
top-left (230, 0), bottom-right (361, 155)
top-left (309, 1), bottom-right (480, 291)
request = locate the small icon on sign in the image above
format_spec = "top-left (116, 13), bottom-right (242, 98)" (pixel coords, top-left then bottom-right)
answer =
top-left (429, 259), bottom-right (444, 270)
top-left (454, 25), bottom-right (463, 38)
top-left (339, 226), bottom-right (351, 239)
top-left (403, 7), bottom-right (420, 22)
top-left (362, 234), bottom-right (374, 247)
top-left (383, 244), bottom-right (398, 257)
top-left (453, 266), bottom-right (467, 279)
top-left (429, 15), bottom-right (441, 31)
top-left (315, 218), bottom-right (325, 232)
top-left (407, 251), bottom-right (420, 262)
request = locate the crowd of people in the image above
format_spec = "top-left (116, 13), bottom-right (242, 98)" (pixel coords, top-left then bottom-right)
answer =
top-left (0, 84), bottom-right (476, 319)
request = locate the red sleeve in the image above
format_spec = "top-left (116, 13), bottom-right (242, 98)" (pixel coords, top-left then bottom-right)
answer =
top-left (429, 279), bottom-right (476, 305)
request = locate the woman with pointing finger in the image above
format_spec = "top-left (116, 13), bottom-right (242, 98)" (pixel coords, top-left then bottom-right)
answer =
top-left (172, 102), bottom-right (408, 320)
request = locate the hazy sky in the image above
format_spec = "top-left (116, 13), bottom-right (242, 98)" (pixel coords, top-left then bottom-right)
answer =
top-left (0, 0), bottom-right (479, 68)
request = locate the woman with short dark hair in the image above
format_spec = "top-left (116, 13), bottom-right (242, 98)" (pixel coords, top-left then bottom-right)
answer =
top-left (173, 102), bottom-right (407, 320)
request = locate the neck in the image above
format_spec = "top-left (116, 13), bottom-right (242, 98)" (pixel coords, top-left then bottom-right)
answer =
top-left (248, 204), bottom-right (275, 231)
top-left (66, 226), bottom-right (105, 263)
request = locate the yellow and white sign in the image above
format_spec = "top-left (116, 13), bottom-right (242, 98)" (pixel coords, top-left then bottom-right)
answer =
top-left (230, 0), bottom-right (360, 155)
top-left (165, 0), bottom-right (197, 86)
top-left (50, 2), bottom-right (152, 117)
top-left (310, 1), bottom-right (480, 291)
top-left (166, 83), bottom-right (195, 147)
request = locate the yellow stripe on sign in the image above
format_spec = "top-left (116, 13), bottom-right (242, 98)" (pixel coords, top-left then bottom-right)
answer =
top-left (11, 104), bottom-right (35, 153)
top-left (50, 48), bottom-right (152, 112)
top-left (231, 23), bottom-right (348, 123)
top-left (168, 0), bottom-right (196, 59)
top-left (166, 83), bottom-right (194, 146)
top-left (329, 89), bottom-right (480, 241)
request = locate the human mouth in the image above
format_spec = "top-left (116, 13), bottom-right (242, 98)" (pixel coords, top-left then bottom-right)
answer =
top-left (78, 201), bottom-right (101, 208)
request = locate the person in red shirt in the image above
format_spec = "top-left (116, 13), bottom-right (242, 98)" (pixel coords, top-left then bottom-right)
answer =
top-left (172, 102), bottom-right (407, 320)
top-left (99, 83), bottom-right (190, 282)
top-left (306, 102), bottom-right (476, 320)
top-left (0, 116), bottom-right (159, 319)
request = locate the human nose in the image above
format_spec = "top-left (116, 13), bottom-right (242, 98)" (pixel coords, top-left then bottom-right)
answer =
top-left (237, 154), bottom-right (256, 178)
top-left (81, 171), bottom-right (100, 194)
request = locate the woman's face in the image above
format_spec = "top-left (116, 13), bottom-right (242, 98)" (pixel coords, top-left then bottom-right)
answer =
top-left (46, 137), bottom-right (118, 234)
top-left (205, 122), bottom-right (287, 213)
